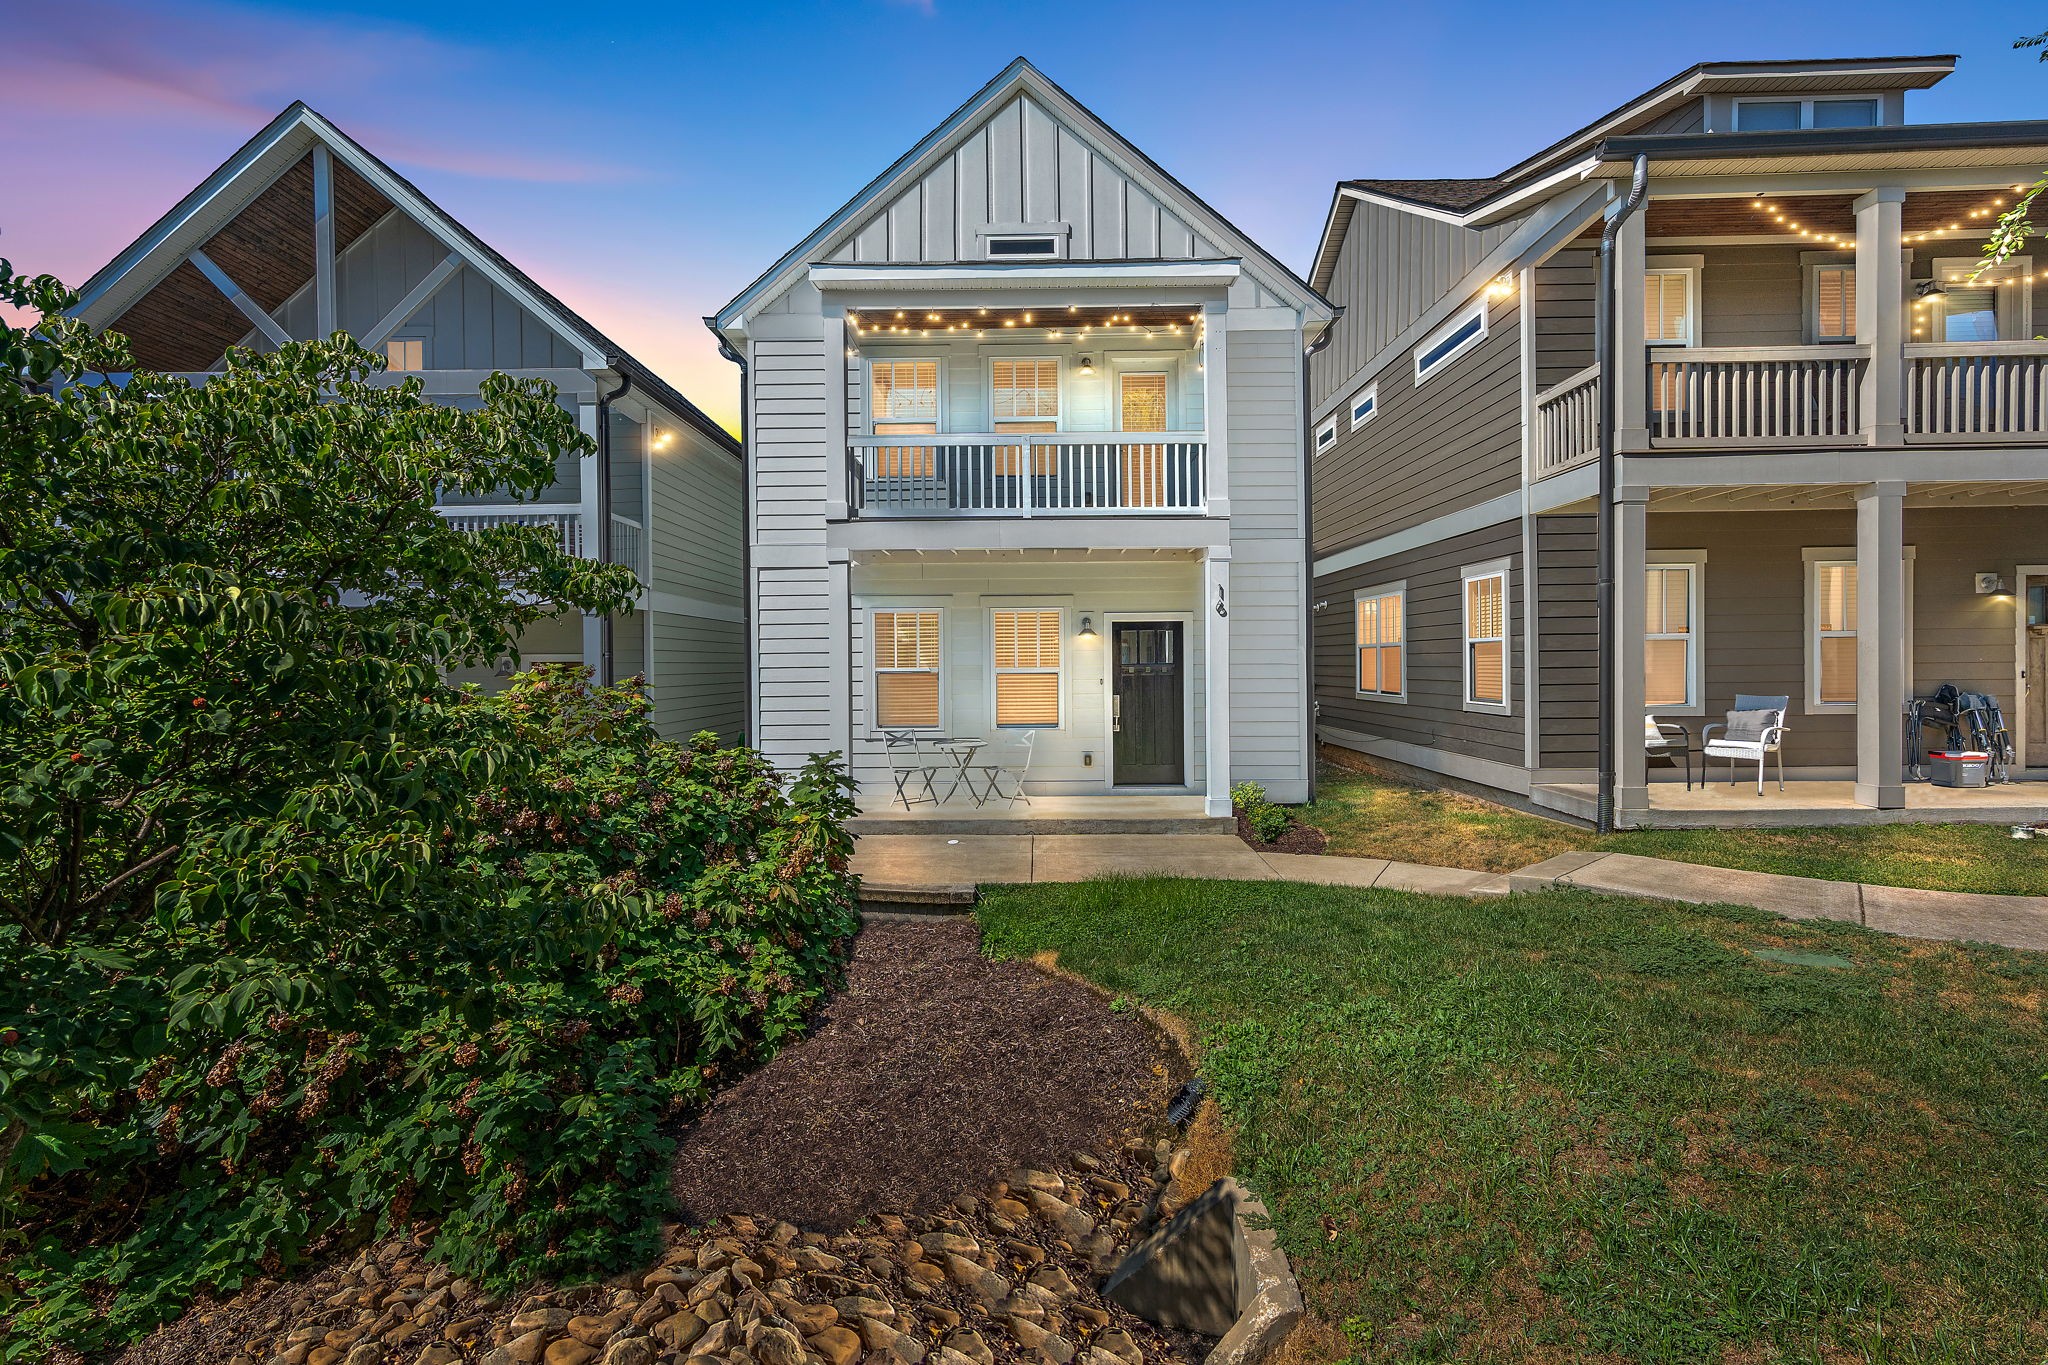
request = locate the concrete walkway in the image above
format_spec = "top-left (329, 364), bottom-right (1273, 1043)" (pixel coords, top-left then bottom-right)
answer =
top-left (854, 835), bottom-right (2048, 952)
top-left (851, 834), bottom-right (1510, 899)
top-left (1512, 850), bottom-right (2048, 951)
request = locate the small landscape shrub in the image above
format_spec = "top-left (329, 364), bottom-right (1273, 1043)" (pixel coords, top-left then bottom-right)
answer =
top-left (1230, 780), bottom-right (1293, 845)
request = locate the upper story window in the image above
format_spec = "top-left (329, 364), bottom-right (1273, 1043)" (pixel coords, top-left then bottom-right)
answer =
top-left (991, 358), bottom-right (1060, 432)
top-left (1928, 257), bottom-right (2033, 342)
top-left (1734, 96), bottom-right (1880, 131)
top-left (1415, 299), bottom-right (1488, 385)
top-left (384, 336), bottom-right (425, 372)
top-left (1810, 263), bottom-right (1857, 343)
top-left (986, 235), bottom-right (1061, 258)
top-left (1348, 384), bottom-right (1378, 429)
top-left (1644, 269), bottom-right (1696, 345)
top-left (870, 359), bottom-right (940, 433)
top-left (1314, 416), bottom-right (1337, 455)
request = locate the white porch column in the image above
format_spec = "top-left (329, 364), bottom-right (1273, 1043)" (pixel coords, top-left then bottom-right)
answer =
top-left (1201, 301), bottom-right (1230, 518)
top-left (826, 549), bottom-right (853, 767)
top-left (1613, 485), bottom-right (1651, 824)
top-left (1855, 481), bottom-right (1908, 809)
top-left (1613, 207), bottom-right (1650, 454)
top-left (1203, 548), bottom-right (1233, 817)
top-left (1854, 188), bottom-right (1907, 446)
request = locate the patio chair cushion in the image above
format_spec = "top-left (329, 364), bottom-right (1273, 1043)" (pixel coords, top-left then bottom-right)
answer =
top-left (1723, 708), bottom-right (1779, 744)
top-left (1703, 738), bottom-right (1767, 760)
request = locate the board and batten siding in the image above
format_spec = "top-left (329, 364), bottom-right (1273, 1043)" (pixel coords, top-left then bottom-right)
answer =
top-left (1311, 199), bottom-right (1517, 411)
top-left (1315, 522), bottom-right (1525, 774)
top-left (1535, 506), bottom-right (2047, 777)
top-left (1314, 291), bottom-right (1523, 554)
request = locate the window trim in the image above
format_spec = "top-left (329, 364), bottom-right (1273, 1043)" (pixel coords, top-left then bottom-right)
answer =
top-left (988, 607), bottom-right (1065, 731)
top-left (1801, 254), bottom-right (1858, 344)
top-left (1644, 552), bottom-right (1707, 717)
top-left (1415, 299), bottom-right (1489, 385)
top-left (383, 331), bottom-right (430, 373)
top-left (1731, 94), bottom-right (1884, 131)
top-left (1314, 415), bottom-right (1337, 456)
top-left (984, 234), bottom-right (1063, 259)
top-left (1801, 547), bottom-right (1916, 715)
top-left (1348, 383), bottom-right (1379, 430)
top-left (1644, 256), bottom-right (1703, 347)
top-left (869, 606), bottom-right (946, 734)
top-left (1460, 558), bottom-right (1513, 715)
top-left (1353, 581), bottom-right (1407, 703)
top-left (988, 354), bottom-right (1064, 433)
top-left (866, 355), bottom-right (945, 436)
top-left (1931, 255), bottom-right (2033, 342)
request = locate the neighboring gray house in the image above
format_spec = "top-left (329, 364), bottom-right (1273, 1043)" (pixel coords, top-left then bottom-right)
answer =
top-left (713, 59), bottom-right (1333, 816)
top-left (1308, 55), bottom-right (2048, 825)
top-left (68, 103), bottom-right (745, 742)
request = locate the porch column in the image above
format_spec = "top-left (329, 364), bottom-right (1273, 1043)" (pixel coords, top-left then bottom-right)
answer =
top-left (1203, 547), bottom-right (1233, 817)
top-left (1855, 481), bottom-right (1908, 808)
top-left (1854, 188), bottom-right (1907, 446)
top-left (826, 548), bottom-right (853, 763)
top-left (1613, 206), bottom-right (1649, 454)
top-left (1201, 301), bottom-right (1230, 518)
top-left (1612, 484), bottom-right (1650, 823)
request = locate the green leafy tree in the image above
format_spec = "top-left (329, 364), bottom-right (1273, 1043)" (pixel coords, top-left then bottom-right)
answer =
top-left (1980, 31), bottom-right (2047, 271)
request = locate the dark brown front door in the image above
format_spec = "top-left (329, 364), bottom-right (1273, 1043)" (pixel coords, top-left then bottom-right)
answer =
top-left (1112, 621), bottom-right (1184, 785)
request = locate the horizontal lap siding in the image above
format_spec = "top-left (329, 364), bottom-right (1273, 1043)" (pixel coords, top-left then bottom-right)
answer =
top-left (1313, 294), bottom-right (1523, 553)
top-left (1314, 523), bottom-right (1524, 772)
top-left (1228, 330), bottom-right (1309, 797)
top-left (650, 612), bottom-right (745, 745)
top-left (1536, 514), bottom-right (1597, 770)
top-left (1533, 250), bottom-right (1595, 389)
top-left (650, 421), bottom-right (743, 607)
top-left (1699, 244), bottom-right (1804, 348)
top-left (751, 331), bottom-right (834, 767)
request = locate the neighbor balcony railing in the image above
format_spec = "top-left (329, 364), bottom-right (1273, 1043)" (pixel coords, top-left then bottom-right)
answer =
top-left (1533, 363), bottom-right (1601, 478)
top-left (1647, 345), bottom-right (1868, 447)
top-left (848, 432), bottom-right (1207, 516)
top-left (1904, 341), bottom-right (2048, 443)
top-left (437, 506), bottom-right (584, 557)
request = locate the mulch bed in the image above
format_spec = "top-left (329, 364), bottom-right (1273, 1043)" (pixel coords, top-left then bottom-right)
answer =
top-left (669, 918), bottom-right (1186, 1229)
top-left (1234, 811), bottom-right (1328, 856)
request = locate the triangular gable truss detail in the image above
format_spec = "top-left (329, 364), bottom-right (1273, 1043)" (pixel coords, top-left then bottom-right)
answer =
top-left (718, 58), bottom-right (1328, 328)
top-left (74, 105), bottom-right (606, 373)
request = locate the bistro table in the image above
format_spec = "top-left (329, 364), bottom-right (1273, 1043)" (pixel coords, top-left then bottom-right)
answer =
top-left (927, 737), bottom-right (987, 804)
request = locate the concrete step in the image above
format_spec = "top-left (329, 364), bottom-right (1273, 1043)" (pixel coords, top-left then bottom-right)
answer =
top-left (849, 814), bottom-right (1235, 836)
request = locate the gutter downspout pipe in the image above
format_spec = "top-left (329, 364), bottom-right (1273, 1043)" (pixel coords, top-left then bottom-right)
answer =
top-left (1301, 313), bottom-right (1341, 801)
top-left (710, 326), bottom-right (752, 745)
top-left (1595, 154), bottom-right (1649, 835)
top-left (596, 370), bottom-right (631, 688)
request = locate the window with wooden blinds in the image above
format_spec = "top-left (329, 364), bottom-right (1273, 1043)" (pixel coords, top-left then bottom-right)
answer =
top-left (1644, 564), bottom-right (1696, 709)
top-left (873, 610), bottom-right (941, 729)
top-left (991, 359), bottom-right (1059, 426)
top-left (1814, 562), bottom-right (1857, 706)
top-left (1464, 570), bottom-right (1508, 709)
top-left (1355, 588), bottom-right (1404, 698)
top-left (1812, 265), bottom-right (1856, 342)
top-left (1644, 271), bottom-right (1693, 344)
top-left (870, 359), bottom-right (939, 478)
top-left (992, 609), bottom-right (1061, 727)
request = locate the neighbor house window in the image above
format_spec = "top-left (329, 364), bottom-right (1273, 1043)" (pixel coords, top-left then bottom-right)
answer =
top-left (1354, 585), bottom-right (1405, 700)
top-left (869, 358), bottom-right (940, 478)
top-left (1645, 561), bottom-right (1702, 710)
top-left (1810, 263), bottom-right (1857, 342)
top-left (1314, 416), bottom-right (1337, 455)
top-left (992, 609), bottom-right (1062, 728)
top-left (1462, 563), bottom-right (1510, 712)
top-left (1348, 384), bottom-right (1379, 429)
top-left (384, 336), bottom-right (425, 372)
top-left (1644, 269), bottom-right (1696, 345)
top-left (1932, 258), bottom-right (2032, 342)
top-left (1415, 299), bottom-right (1488, 384)
top-left (1734, 97), bottom-right (1880, 131)
top-left (1810, 561), bottom-right (1858, 707)
top-left (873, 609), bottom-right (942, 730)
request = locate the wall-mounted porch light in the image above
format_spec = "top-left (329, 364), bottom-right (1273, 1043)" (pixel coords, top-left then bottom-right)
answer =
top-left (1976, 572), bottom-right (2010, 596)
top-left (1077, 614), bottom-right (1098, 642)
top-left (1077, 355), bottom-right (1095, 376)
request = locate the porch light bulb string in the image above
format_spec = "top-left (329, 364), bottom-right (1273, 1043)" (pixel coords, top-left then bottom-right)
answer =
top-left (842, 307), bottom-right (1202, 348)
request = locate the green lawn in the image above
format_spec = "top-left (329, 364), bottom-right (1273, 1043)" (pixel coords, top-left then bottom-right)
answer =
top-left (1305, 765), bottom-right (2048, 896)
top-left (979, 878), bottom-right (2048, 1363)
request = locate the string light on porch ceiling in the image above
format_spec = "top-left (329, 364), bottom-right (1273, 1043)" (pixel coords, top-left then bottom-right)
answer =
top-left (1747, 186), bottom-right (2034, 250)
top-left (844, 305), bottom-right (1204, 346)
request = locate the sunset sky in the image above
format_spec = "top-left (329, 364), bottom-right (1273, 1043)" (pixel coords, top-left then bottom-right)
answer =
top-left (5, 0), bottom-right (2042, 432)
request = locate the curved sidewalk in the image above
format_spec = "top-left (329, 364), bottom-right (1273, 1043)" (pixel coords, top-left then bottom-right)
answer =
top-left (852, 834), bottom-right (2048, 951)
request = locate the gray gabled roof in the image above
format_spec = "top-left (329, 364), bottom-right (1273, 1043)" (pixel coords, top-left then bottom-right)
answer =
top-left (72, 102), bottom-right (736, 453)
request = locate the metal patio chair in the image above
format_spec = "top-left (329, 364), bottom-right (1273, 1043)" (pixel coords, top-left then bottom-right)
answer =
top-left (1646, 716), bottom-right (1695, 790)
top-left (969, 730), bottom-right (1036, 809)
top-left (1701, 694), bottom-right (1790, 795)
top-left (883, 732), bottom-right (941, 810)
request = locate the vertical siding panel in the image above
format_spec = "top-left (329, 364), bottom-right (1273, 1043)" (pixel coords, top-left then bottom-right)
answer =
top-left (956, 134), bottom-right (992, 248)
top-left (1127, 185), bottom-right (1160, 258)
top-left (987, 98), bottom-right (1024, 224)
top-left (887, 189), bottom-right (922, 263)
top-left (925, 159), bottom-right (956, 260)
top-left (1057, 125), bottom-right (1091, 254)
top-left (1021, 96), bottom-right (1059, 223)
top-left (1091, 154), bottom-right (1124, 256)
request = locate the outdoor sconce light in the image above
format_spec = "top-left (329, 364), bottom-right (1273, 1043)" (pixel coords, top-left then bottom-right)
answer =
top-left (1486, 273), bottom-right (1516, 299)
top-left (1976, 572), bottom-right (2010, 596)
top-left (1077, 354), bottom-right (1095, 376)
top-left (1077, 615), bottom-right (1098, 642)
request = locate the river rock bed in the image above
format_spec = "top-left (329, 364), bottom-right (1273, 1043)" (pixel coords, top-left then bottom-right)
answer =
top-left (117, 1142), bottom-right (1208, 1365)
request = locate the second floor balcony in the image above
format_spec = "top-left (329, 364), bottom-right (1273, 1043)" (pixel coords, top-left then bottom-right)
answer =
top-left (849, 431), bottom-right (1207, 516)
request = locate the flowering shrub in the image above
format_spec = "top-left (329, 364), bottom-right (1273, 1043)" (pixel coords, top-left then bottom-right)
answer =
top-left (0, 268), bottom-right (860, 1356)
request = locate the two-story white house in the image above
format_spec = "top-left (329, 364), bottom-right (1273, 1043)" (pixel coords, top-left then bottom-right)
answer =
top-left (711, 59), bottom-right (1333, 820)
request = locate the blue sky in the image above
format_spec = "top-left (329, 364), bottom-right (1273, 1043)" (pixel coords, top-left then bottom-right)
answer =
top-left (4, 0), bottom-right (2042, 429)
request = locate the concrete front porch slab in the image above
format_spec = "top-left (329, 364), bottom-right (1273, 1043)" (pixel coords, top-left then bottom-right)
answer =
top-left (1028, 834), bottom-right (1276, 882)
top-left (850, 794), bottom-right (1232, 836)
top-left (1533, 779), bottom-right (2048, 829)
top-left (851, 835), bottom-right (1035, 890)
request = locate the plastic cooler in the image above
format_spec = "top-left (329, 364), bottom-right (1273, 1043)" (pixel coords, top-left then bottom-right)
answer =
top-left (1928, 751), bottom-right (1990, 788)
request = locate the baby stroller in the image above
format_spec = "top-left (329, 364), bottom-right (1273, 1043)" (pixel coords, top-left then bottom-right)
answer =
top-left (1907, 684), bottom-right (2017, 783)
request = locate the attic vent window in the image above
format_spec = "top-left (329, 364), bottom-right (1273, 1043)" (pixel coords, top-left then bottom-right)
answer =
top-left (987, 235), bottom-right (1060, 258)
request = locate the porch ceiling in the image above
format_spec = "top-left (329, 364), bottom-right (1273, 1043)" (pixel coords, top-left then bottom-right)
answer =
top-left (852, 547), bottom-right (1203, 564)
top-left (1648, 481), bottom-right (2048, 511)
top-left (848, 302), bottom-right (1202, 344)
top-left (1572, 188), bottom-right (2012, 244)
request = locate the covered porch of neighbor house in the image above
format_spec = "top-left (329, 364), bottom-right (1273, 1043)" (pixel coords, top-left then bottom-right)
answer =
top-left (839, 546), bottom-right (1237, 817)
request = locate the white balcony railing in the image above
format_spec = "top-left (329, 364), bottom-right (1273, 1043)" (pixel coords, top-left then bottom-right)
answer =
top-left (437, 506), bottom-right (583, 557)
top-left (1533, 364), bottom-right (1601, 479)
top-left (849, 432), bottom-right (1207, 516)
top-left (609, 514), bottom-right (644, 574)
top-left (1904, 341), bottom-right (2048, 443)
top-left (1648, 345), bottom-right (1868, 447)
